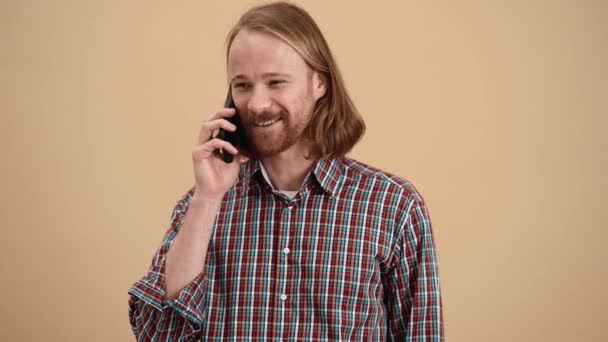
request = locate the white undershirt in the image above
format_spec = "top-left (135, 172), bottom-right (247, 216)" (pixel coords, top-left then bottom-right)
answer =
top-left (259, 162), bottom-right (299, 200)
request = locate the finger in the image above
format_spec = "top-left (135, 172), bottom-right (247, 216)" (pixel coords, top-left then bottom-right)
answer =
top-left (198, 120), bottom-right (237, 144)
top-left (207, 108), bottom-right (237, 121)
top-left (197, 109), bottom-right (237, 144)
top-left (193, 140), bottom-right (236, 161)
top-left (237, 153), bottom-right (250, 164)
top-left (194, 138), bottom-right (238, 158)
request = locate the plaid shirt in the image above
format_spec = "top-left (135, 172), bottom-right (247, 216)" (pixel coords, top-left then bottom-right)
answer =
top-left (128, 157), bottom-right (444, 341)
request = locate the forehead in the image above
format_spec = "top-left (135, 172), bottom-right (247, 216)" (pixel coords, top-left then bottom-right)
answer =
top-left (227, 29), bottom-right (308, 79)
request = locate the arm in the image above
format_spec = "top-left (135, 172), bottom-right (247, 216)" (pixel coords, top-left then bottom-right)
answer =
top-left (383, 195), bottom-right (444, 341)
top-left (127, 187), bottom-right (219, 341)
top-left (127, 105), bottom-right (246, 341)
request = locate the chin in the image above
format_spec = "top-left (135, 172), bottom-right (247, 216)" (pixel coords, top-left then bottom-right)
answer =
top-left (252, 145), bottom-right (287, 158)
top-left (251, 137), bottom-right (295, 158)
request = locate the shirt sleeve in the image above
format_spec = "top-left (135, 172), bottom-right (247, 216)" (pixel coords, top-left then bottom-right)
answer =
top-left (383, 195), bottom-right (444, 341)
top-left (127, 186), bottom-right (210, 342)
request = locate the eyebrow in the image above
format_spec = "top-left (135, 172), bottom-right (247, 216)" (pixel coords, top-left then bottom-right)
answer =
top-left (230, 72), bottom-right (291, 83)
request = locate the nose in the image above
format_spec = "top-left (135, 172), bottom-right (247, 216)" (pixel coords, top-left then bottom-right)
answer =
top-left (246, 86), bottom-right (272, 114)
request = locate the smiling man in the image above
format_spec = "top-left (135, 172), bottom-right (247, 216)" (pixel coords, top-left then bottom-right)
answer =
top-left (128, 2), bottom-right (443, 341)
top-left (228, 27), bottom-right (326, 184)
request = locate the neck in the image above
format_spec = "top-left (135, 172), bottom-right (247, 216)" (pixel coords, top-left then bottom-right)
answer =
top-left (258, 143), bottom-right (317, 191)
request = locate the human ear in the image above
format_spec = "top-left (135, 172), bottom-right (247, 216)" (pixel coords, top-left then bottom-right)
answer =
top-left (311, 71), bottom-right (327, 101)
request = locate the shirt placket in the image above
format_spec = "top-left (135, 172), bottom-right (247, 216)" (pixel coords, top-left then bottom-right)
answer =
top-left (275, 197), bottom-right (292, 342)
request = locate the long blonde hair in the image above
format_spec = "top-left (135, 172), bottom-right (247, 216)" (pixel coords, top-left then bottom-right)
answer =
top-left (225, 1), bottom-right (365, 160)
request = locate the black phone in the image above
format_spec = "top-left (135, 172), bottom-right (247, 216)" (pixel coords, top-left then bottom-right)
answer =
top-left (217, 90), bottom-right (247, 163)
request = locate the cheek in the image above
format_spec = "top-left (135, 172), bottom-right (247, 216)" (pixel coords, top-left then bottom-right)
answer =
top-left (272, 93), bottom-right (296, 114)
top-left (282, 87), bottom-right (311, 111)
top-left (232, 94), bottom-right (247, 112)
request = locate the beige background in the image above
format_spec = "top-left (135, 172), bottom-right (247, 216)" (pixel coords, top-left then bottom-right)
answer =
top-left (1, 0), bottom-right (606, 341)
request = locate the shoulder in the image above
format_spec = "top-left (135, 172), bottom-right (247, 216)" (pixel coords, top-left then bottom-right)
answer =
top-left (339, 157), bottom-right (426, 205)
top-left (339, 157), bottom-right (433, 267)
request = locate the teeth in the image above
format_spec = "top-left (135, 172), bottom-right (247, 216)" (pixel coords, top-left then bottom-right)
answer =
top-left (255, 118), bottom-right (280, 127)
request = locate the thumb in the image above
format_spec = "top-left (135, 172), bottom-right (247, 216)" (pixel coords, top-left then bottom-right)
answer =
top-left (237, 153), bottom-right (250, 164)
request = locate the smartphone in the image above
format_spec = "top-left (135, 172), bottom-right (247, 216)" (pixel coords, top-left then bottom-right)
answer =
top-left (216, 90), bottom-right (247, 163)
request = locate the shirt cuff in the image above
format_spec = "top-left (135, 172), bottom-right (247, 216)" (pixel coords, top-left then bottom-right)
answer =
top-left (128, 264), bottom-right (209, 326)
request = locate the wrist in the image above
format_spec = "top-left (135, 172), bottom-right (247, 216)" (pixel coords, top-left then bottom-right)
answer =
top-left (191, 191), bottom-right (223, 209)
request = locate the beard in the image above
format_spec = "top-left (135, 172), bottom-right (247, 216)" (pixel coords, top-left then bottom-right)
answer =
top-left (242, 107), bottom-right (312, 159)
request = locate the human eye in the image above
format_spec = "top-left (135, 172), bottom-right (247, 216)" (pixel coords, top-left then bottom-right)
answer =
top-left (268, 80), bottom-right (285, 87)
top-left (233, 82), bottom-right (250, 90)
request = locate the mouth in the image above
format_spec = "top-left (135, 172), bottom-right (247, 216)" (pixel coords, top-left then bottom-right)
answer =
top-left (253, 117), bottom-right (281, 127)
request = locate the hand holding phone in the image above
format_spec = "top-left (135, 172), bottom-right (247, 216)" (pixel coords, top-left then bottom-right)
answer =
top-left (191, 103), bottom-right (245, 202)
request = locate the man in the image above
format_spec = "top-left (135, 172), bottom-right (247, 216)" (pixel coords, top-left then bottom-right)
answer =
top-left (128, 2), bottom-right (443, 341)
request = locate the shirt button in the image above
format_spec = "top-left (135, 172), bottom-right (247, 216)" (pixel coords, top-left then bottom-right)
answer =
top-left (283, 247), bottom-right (290, 254)
top-left (280, 294), bottom-right (287, 301)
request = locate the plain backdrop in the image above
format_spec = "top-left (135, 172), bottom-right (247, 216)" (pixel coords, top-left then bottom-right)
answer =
top-left (1, 0), bottom-right (606, 341)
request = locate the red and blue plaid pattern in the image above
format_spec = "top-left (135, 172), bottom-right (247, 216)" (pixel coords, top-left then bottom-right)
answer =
top-left (128, 157), bottom-right (444, 341)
